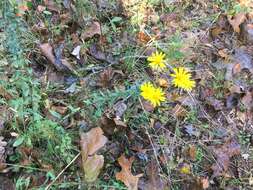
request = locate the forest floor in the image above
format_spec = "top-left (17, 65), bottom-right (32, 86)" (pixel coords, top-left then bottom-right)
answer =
top-left (1, 0), bottom-right (253, 190)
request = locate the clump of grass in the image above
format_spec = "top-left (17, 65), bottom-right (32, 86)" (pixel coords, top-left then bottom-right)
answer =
top-left (1, 1), bottom-right (74, 170)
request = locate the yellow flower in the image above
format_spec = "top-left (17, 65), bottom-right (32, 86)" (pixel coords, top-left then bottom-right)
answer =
top-left (140, 82), bottom-right (166, 107)
top-left (170, 67), bottom-right (195, 91)
top-left (147, 51), bottom-right (166, 70)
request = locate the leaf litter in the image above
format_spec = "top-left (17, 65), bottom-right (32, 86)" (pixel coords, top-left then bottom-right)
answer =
top-left (3, 0), bottom-right (253, 189)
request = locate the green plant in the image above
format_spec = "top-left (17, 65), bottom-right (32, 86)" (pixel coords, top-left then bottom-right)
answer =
top-left (1, 0), bottom-right (74, 171)
top-left (84, 85), bottom-right (139, 120)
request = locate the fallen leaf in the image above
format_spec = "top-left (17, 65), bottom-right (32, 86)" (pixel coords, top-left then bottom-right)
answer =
top-left (113, 101), bottom-right (127, 118)
top-left (51, 105), bottom-right (68, 115)
top-left (39, 43), bottom-right (56, 67)
top-left (249, 175), bottom-right (253, 185)
top-left (205, 96), bottom-right (224, 111)
top-left (226, 93), bottom-right (240, 109)
top-left (158, 78), bottom-right (169, 88)
top-left (218, 49), bottom-right (229, 59)
top-left (211, 138), bottom-right (241, 177)
top-left (242, 90), bottom-right (253, 108)
top-left (201, 177), bottom-right (209, 189)
top-left (0, 85), bottom-right (13, 100)
top-left (144, 160), bottom-right (168, 190)
top-left (54, 44), bottom-right (73, 72)
top-left (232, 63), bottom-right (241, 74)
top-left (89, 44), bottom-right (116, 65)
top-left (39, 43), bottom-right (73, 72)
top-left (228, 13), bottom-right (246, 33)
top-left (116, 154), bottom-right (143, 190)
top-left (81, 21), bottom-right (101, 40)
top-left (63, 0), bottom-right (71, 9)
top-left (141, 99), bottom-right (155, 112)
top-left (80, 127), bottom-right (108, 159)
top-left (100, 116), bottom-right (117, 136)
top-left (80, 127), bottom-right (108, 182)
top-left (137, 31), bottom-right (151, 44)
top-left (0, 176), bottom-right (15, 190)
top-left (171, 104), bottom-right (187, 118)
top-left (211, 26), bottom-right (223, 38)
top-left (71, 45), bottom-right (81, 60)
top-left (44, 0), bottom-right (60, 13)
top-left (37, 5), bottom-right (46, 13)
top-left (188, 145), bottom-right (196, 160)
top-left (113, 118), bottom-right (127, 128)
top-left (18, 4), bottom-right (29, 12)
top-left (242, 24), bottom-right (253, 44)
top-left (83, 154), bottom-right (104, 182)
top-left (234, 48), bottom-right (253, 72)
top-left (98, 67), bottom-right (114, 88)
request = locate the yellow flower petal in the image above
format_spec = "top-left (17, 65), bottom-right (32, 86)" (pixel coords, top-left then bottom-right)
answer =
top-left (171, 67), bottom-right (195, 91)
top-left (140, 82), bottom-right (166, 107)
top-left (147, 51), bottom-right (166, 70)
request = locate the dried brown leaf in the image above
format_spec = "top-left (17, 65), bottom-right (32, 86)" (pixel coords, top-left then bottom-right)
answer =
top-left (144, 160), bottom-right (168, 190)
top-left (172, 104), bottom-right (187, 118)
top-left (201, 177), bottom-right (209, 189)
top-left (80, 127), bottom-right (108, 159)
top-left (80, 127), bottom-right (107, 182)
top-left (188, 145), bottom-right (196, 160)
top-left (113, 101), bottom-right (127, 118)
top-left (83, 154), bottom-right (104, 182)
top-left (228, 13), bottom-right (246, 33)
top-left (81, 21), bottom-right (101, 40)
top-left (211, 138), bottom-right (241, 177)
top-left (116, 154), bottom-right (143, 190)
top-left (158, 78), bottom-right (169, 88)
top-left (44, 0), bottom-right (60, 13)
top-left (51, 105), bottom-right (68, 115)
top-left (0, 86), bottom-right (13, 100)
top-left (39, 43), bottom-right (55, 66)
top-left (141, 99), bottom-right (154, 112)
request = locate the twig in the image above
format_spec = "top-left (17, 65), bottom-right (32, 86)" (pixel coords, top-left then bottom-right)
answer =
top-left (45, 152), bottom-right (81, 190)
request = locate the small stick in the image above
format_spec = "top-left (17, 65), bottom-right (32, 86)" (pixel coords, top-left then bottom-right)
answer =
top-left (45, 152), bottom-right (81, 190)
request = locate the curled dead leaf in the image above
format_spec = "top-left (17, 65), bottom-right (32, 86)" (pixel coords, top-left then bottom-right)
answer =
top-left (116, 154), bottom-right (143, 190)
top-left (228, 13), bottom-right (246, 33)
top-left (39, 43), bottom-right (73, 72)
top-left (39, 43), bottom-right (55, 66)
top-left (158, 78), bottom-right (169, 88)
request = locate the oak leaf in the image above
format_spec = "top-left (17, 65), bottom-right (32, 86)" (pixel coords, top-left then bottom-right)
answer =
top-left (116, 154), bottom-right (143, 190)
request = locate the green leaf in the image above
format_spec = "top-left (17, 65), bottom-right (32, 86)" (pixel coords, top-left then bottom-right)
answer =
top-left (43, 10), bottom-right (52, 15)
top-left (111, 17), bottom-right (122, 23)
top-left (13, 136), bottom-right (25, 147)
